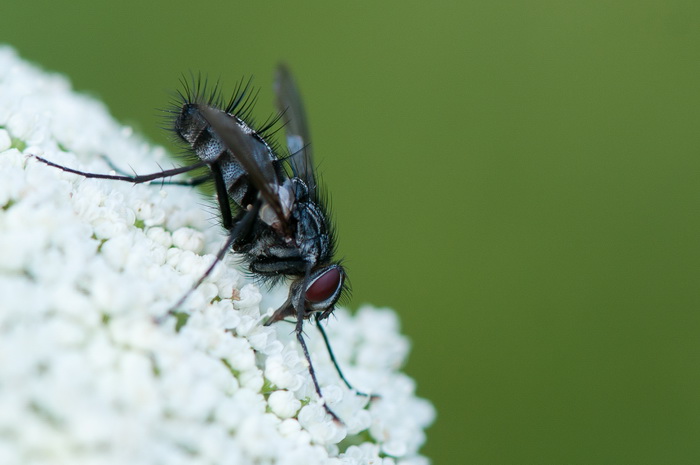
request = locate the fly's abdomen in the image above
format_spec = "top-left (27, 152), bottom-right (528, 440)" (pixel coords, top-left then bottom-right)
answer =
top-left (175, 104), bottom-right (227, 163)
top-left (174, 103), bottom-right (257, 207)
top-left (220, 157), bottom-right (255, 207)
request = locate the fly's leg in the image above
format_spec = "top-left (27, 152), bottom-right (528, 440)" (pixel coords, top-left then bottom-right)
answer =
top-left (33, 155), bottom-right (208, 183)
top-left (315, 314), bottom-right (378, 400)
top-left (294, 270), bottom-right (342, 423)
top-left (97, 154), bottom-right (211, 187)
top-left (158, 199), bottom-right (261, 322)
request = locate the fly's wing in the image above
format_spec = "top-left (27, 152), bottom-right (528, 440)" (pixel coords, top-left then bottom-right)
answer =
top-left (198, 105), bottom-right (288, 225)
top-left (274, 64), bottom-right (317, 195)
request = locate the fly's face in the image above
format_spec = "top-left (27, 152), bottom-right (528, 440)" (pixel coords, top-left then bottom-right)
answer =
top-left (305, 264), bottom-right (346, 318)
top-left (265, 263), bottom-right (347, 325)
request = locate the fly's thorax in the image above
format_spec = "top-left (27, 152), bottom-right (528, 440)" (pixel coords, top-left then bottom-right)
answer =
top-left (287, 177), bottom-right (331, 257)
top-left (259, 179), bottom-right (296, 230)
top-left (293, 200), bottom-right (331, 262)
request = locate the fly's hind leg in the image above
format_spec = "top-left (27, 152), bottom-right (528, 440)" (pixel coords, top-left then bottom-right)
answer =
top-left (33, 154), bottom-right (208, 184)
top-left (96, 154), bottom-right (211, 187)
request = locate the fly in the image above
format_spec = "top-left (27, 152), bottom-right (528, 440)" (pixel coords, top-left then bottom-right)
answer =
top-left (34, 65), bottom-right (367, 422)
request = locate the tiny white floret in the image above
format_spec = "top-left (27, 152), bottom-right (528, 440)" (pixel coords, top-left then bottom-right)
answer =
top-left (0, 46), bottom-right (435, 465)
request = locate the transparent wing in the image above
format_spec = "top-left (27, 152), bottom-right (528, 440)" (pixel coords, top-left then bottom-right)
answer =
top-left (274, 63), bottom-right (317, 194)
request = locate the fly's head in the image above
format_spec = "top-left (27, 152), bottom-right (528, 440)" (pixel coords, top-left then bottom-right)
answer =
top-left (264, 263), bottom-right (348, 325)
top-left (304, 264), bottom-right (347, 319)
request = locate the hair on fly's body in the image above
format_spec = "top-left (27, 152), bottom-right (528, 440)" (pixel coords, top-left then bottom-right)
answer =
top-left (33, 65), bottom-right (373, 422)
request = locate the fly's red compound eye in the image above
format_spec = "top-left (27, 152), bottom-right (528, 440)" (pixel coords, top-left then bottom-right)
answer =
top-left (305, 267), bottom-right (342, 303)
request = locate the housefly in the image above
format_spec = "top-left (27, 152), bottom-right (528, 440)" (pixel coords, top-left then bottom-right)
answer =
top-left (35, 65), bottom-right (364, 421)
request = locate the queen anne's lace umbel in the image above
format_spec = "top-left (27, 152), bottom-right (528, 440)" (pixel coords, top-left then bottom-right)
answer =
top-left (0, 47), bottom-right (435, 465)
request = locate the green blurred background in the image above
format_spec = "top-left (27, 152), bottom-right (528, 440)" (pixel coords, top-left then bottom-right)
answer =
top-left (4, 0), bottom-right (700, 463)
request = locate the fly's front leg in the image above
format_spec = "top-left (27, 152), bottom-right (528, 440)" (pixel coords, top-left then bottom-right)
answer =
top-left (315, 314), bottom-right (377, 400)
top-left (293, 268), bottom-right (342, 423)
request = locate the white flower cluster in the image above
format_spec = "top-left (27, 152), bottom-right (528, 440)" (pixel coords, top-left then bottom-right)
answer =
top-left (0, 47), bottom-right (435, 465)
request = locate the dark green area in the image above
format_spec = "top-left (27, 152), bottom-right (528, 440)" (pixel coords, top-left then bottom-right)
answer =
top-left (4, 1), bottom-right (700, 462)
top-left (173, 311), bottom-right (189, 333)
top-left (221, 358), bottom-right (241, 378)
top-left (338, 429), bottom-right (376, 454)
top-left (29, 400), bottom-right (64, 428)
top-left (2, 199), bottom-right (16, 211)
top-left (11, 137), bottom-right (26, 152)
